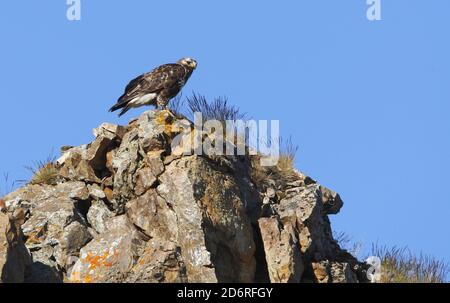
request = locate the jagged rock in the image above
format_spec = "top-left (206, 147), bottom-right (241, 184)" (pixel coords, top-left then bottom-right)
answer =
top-left (24, 245), bottom-right (63, 283)
top-left (68, 216), bottom-right (145, 283)
top-left (330, 262), bottom-right (358, 283)
top-left (266, 187), bottom-right (276, 199)
top-left (93, 123), bottom-right (126, 141)
top-left (112, 128), bottom-right (141, 212)
top-left (126, 189), bottom-right (177, 241)
top-left (320, 186), bottom-right (343, 215)
top-left (87, 200), bottom-right (114, 234)
top-left (275, 184), bottom-right (338, 261)
top-left (137, 111), bottom-right (172, 152)
top-left (6, 182), bottom-right (92, 280)
top-left (258, 217), bottom-right (303, 282)
top-left (0, 213), bottom-right (31, 283)
top-left (157, 156), bottom-right (257, 282)
top-left (126, 239), bottom-right (187, 283)
top-left (86, 135), bottom-right (113, 172)
top-left (311, 261), bottom-right (358, 283)
top-left (1, 109), bottom-right (368, 283)
top-left (88, 184), bottom-right (106, 200)
top-left (58, 146), bottom-right (101, 183)
top-left (134, 151), bottom-right (165, 196)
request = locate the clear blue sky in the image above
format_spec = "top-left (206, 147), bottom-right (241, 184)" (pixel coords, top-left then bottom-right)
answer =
top-left (1, 1), bottom-right (449, 264)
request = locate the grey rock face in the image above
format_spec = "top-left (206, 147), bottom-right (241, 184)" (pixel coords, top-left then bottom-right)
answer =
top-left (0, 213), bottom-right (31, 283)
top-left (258, 217), bottom-right (303, 282)
top-left (1, 109), bottom-right (367, 283)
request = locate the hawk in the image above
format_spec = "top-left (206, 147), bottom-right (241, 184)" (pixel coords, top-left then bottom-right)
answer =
top-left (109, 57), bottom-right (197, 116)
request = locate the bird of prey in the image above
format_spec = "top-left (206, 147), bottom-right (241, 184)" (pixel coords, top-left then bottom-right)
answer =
top-left (109, 57), bottom-right (197, 116)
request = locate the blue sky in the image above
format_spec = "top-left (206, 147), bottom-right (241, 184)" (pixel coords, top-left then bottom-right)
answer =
top-left (0, 1), bottom-right (449, 265)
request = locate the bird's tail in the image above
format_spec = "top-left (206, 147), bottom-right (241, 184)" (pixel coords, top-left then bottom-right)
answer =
top-left (118, 104), bottom-right (131, 117)
top-left (109, 102), bottom-right (126, 113)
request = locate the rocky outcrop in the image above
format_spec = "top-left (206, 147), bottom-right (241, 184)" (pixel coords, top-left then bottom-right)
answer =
top-left (1, 109), bottom-right (368, 283)
top-left (1, 211), bottom-right (31, 283)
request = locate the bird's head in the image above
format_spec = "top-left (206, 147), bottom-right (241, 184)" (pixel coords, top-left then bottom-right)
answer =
top-left (178, 57), bottom-right (197, 70)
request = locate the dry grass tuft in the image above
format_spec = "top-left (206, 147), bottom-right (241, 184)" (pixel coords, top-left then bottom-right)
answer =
top-left (249, 137), bottom-right (300, 190)
top-left (1, 173), bottom-right (16, 198)
top-left (371, 244), bottom-right (449, 283)
top-left (249, 154), bottom-right (273, 189)
top-left (186, 93), bottom-right (247, 123)
top-left (335, 233), bottom-right (449, 283)
top-left (25, 155), bottom-right (60, 186)
top-left (277, 137), bottom-right (299, 181)
top-left (333, 230), bottom-right (363, 258)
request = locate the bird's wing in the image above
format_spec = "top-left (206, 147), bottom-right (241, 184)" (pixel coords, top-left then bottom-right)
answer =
top-left (117, 64), bottom-right (186, 104)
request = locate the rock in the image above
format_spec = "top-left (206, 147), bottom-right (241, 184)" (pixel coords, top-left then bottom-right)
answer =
top-left (112, 128), bottom-right (141, 212)
top-left (86, 135), bottom-right (113, 172)
top-left (0, 199), bottom-right (5, 213)
top-left (58, 147), bottom-right (101, 183)
top-left (93, 123), bottom-right (126, 141)
top-left (275, 184), bottom-right (339, 261)
top-left (137, 111), bottom-right (172, 152)
top-left (311, 261), bottom-right (358, 283)
top-left (126, 190), bottom-right (176, 241)
top-left (266, 187), bottom-right (276, 199)
top-left (68, 183), bottom-right (90, 201)
top-left (103, 187), bottom-right (114, 202)
top-left (258, 217), bottom-right (303, 283)
top-left (312, 262), bottom-right (329, 283)
top-left (57, 145), bottom-right (88, 166)
top-left (54, 221), bottom-right (92, 267)
top-left (134, 168), bottom-right (157, 196)
top-left (0, 213), bottom-right (31, 282)
top-left (87, 200), bottom-right (114, 234)
top-left (88, 184), bottom-right (106, 200)
top-left (134, 151), bottom-right (165, 196)
top-left (1, 109), bottom-right (368, 283)
top-left (320, 186), bottom-right (343, 215)
top-left (329, 262), bottom-right (358, 283)
top-left (14, 182), bottom-right (92, 279)
top-left (68, 216), bottom-right (144, 283)
top-left (25, 245), bottom-right (63, 283)
top-left (157, 156), bottom-right (257, 282)
top-left (126, 239), bottom-right (187, 283)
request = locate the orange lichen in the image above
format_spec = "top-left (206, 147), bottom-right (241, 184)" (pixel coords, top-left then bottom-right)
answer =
top-left (155, 110), bottom-right (176, 136)
top-left (84, 274), bottom-right (93, 283)
top-left (83, 249), bottom-right (120, 271)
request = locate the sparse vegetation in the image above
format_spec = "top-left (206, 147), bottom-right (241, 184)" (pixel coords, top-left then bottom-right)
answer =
top-left (334, 232), bottom-right (449, 283)
top-left (249, 154), bottom-right (273, 188)
top-left (371, 244), bottom-right (449, 283)
top-left (25, 155), bottom-right (60, 186)
top-left (249, 137), bottom-right (300, 191)
top-left (167, 93), bottom-right (302, 189)
top-left (186, 93), bottom-right (247, 123)
top-left (277, 137), bottom-right (299, 181)
top-left (333, 230), bottom-right (363, 258)
top-left (0, 173), bottom-right (17, 199)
